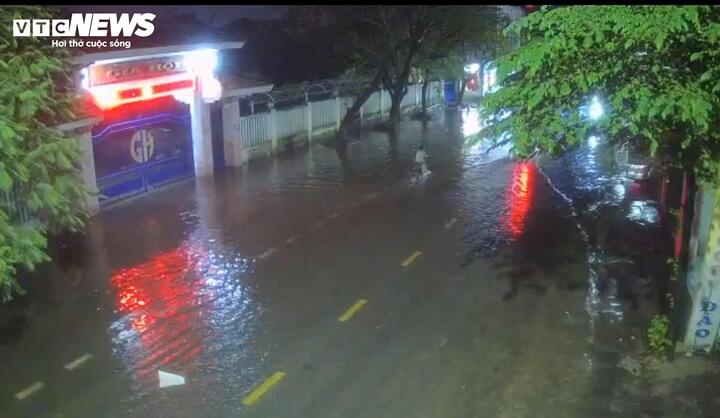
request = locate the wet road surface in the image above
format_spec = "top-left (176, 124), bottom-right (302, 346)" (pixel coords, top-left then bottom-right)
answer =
top-left (0, 107), bottom-right (714, 417)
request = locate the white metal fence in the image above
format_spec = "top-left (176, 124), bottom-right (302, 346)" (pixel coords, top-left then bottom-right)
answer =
top-left (311, 99), bottom-right (336, 132)
top-left (228, 81), bottom-right (443, 152)
top-left (236, 112), bottom-right (272, 149)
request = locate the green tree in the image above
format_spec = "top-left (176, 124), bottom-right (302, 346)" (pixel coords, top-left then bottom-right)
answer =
top-left (284, 6), bottom-right (389, 139)
top-left (0, 5), bottom-right (89, 300)
top-left (481, 5), bottom-right (720, 179)
top-left (378, 6), bottom-right (449, 127)
top-left (415, 5), bottom-right (508, 113)
top-left (289, 6), bottom-right (471, 133)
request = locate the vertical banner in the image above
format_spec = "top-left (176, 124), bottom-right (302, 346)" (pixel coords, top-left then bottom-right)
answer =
top-left (686, 173), bottom-right (720, 352)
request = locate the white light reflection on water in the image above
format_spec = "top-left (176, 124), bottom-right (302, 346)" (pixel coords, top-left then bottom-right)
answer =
top-left (462, 107), bottom-right (482, 137)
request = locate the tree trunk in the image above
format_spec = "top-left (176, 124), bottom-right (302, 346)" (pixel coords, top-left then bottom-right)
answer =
top-left (385, 41), bottom-right (418, 128)
top-left (337, 65), bottom-right (385, 140)
top-left (421, 78), bottom-right (429, 117)
top-left (456, 78), bottom-right (468, 106)
top-left (388, 91), bottom-right (403, 127)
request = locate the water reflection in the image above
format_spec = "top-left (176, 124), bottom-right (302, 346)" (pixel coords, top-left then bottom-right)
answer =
top-left (506, 161), bottom-right (536, 238)
top-left (627, 200), bottom-right (660, 225)
top-left (461, 107), bottom-right (482, 137)
top-left (110, 235), bottom-right (253, 385)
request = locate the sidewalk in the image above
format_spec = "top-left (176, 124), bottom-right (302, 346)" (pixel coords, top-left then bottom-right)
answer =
top-left (538, 136), bottom-right (720, 417)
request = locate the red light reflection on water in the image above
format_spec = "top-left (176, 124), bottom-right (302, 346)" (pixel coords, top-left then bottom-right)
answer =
top-left (506, 161), bottom-right (536, 238)
top-left (111, 244), bottom-right (211, 382)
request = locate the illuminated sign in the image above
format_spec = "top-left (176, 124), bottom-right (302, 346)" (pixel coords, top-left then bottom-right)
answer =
top-left (89, 57), bottom-right (187, 87)
top-left (83, 49), bottom-right (222, 110)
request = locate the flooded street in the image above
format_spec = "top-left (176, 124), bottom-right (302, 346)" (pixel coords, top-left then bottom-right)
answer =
top-left (0, 107), bottom-right (715, 417)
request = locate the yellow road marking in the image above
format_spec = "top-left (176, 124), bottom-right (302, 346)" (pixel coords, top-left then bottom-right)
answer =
top-left (338, 298), bottom-right (368, 322)
top-left (444, 217), bottom-right (458, 229)
top-left (401, 250), bottom-right (423, 267)
top-left (242, 371), bottom-right (286, 406)
top-left (258, 248), bottom-right (276, 259)
top-left (15, 382), bottom-right (44, 400)
top-left (64, 353), bottom-right (93, 370)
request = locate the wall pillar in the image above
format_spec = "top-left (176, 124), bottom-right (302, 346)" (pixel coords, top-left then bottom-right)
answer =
top-left (306, 100), bottom-right (313, 142)
top-left (77, 128), bottom-right (99, 214)
top-left (191, 87), bottom-right (214, 177)
top-left (270, 104), bottom-right (278, 153)
top-left (380, 87), bottom-right (385, 117)
top-left (685, 176), bottom-right (720, 353)
top-left (222, 98), bottom-right (243, 167)
top-left (335, 93), bottom-right (341, 131)
top-left (57, 118), bottom-right (101, 215)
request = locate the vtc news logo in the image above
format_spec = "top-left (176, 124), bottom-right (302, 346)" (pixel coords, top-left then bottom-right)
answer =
top-left (12, 13), bottom-right (156, 38)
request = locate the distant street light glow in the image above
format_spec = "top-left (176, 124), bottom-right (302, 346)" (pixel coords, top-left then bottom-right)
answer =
top-left (464, 63), bottom-right (480, 74)
top-left (589, 96), bottom-right (604, 120)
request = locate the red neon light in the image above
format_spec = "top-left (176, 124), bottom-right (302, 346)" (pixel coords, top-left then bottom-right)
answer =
top-left (88, 76), bottom-right (196, 110)
top-left (153, 79), bottom-right (194, 94)
top-left (506, 161), bottom-right (536, 238)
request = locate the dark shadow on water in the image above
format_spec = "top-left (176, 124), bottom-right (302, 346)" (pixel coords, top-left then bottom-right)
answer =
top-left (388, 129), bottom-right (401, 178)
top-left (489, 207), bottom-right (586, 302)
top-left (0, 297), bottom-right (29, 344)
top-left (334, 137), bottom-right (355, 181)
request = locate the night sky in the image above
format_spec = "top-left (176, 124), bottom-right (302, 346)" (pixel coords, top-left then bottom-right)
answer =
top-left (60, 5), bottom-right (288, 26)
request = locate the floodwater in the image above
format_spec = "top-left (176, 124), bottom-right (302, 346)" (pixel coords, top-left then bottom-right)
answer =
top-left (0, 106), bottom-right (714, 417)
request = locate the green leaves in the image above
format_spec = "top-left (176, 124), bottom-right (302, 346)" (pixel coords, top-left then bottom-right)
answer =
top-left (481, 5), bottom-right (720, 182)
top-left (0, 170), bottom-right (11, 192)
top-left (690, 52), bottom-right (704, 62)
top-left (648, 314), bottom-right (672, 357)
top-left (560, 82), bottom-right (571, 96)
top-left (0, 6), bottom-right (89, 301)
top-left (525, 86), bottom-right (543, 109)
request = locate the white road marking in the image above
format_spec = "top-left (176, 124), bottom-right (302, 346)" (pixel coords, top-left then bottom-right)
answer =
top-left (258, 248), bottom-right (277, 259)
top-left (364, 192), bottom-right (379, 200)
top-left (158, 370), bottom-right (186, 388)
top-left (330, 214), bottom-right (340, 219)
top-left (314, 221), bottom-right (326, 229)
top-left (285, 236), bottom-right (299, 244)
top-left (15, 382), bottom-right (44, 400)
top-left (64, 353), bottom-right (93, 371)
